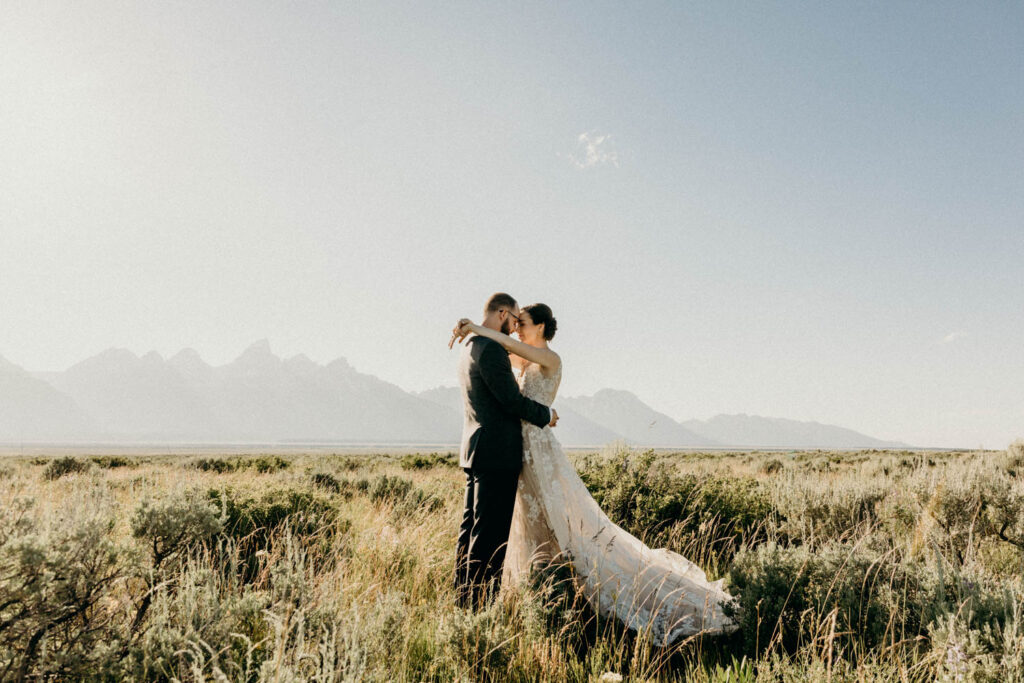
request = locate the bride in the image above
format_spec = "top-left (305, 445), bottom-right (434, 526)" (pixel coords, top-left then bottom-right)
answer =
top-left (452, 303), bottom-right (737, 646)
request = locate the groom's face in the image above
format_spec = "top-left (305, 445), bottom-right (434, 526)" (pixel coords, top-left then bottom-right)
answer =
top-left (500, 306), bottom-right (520, 335)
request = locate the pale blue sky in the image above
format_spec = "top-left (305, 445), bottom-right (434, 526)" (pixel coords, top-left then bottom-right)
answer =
top-left (1, 2), bottom-right (1021, 447)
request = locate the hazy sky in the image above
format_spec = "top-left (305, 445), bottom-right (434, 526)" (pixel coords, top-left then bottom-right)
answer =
top-left (2, 2), bottom-right (1021, 448)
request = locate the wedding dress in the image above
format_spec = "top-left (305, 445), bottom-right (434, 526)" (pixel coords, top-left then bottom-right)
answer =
top-left (501, 362), bottom-right (738, 646)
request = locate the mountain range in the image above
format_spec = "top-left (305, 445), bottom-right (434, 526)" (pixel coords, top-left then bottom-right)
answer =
top-left (0, 341), bottom-right (908, 448)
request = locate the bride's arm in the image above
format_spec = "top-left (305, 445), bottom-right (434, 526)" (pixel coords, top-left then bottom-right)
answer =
top-left (454, 320), bottom-right (560, 371)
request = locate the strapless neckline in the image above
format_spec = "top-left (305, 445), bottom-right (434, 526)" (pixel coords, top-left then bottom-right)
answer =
top-left (517, 362), bottom-right (561, 406)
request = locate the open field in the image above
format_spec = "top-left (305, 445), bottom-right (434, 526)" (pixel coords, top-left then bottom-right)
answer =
top-left (2, 444), bottom-right (1024, 681)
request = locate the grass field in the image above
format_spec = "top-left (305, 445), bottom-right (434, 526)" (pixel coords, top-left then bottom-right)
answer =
top-left (2, 442), bottom-right (1023, 681)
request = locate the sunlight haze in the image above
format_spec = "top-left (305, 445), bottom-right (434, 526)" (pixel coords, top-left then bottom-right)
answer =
top-left (1, 2), bottom-right (1021, 448)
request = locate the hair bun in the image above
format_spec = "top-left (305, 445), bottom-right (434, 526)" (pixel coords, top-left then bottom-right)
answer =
top-left (523, 303), bottom-right (557, 341)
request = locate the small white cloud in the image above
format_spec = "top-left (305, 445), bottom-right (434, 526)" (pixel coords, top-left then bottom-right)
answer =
top-left (940, 331), bottom-right (966, 344)
top-left (567, 130), bottom-right (619, 169)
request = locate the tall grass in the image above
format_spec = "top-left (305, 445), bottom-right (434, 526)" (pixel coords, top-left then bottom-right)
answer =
top-left (1, 445), bottom-right (1023, 680)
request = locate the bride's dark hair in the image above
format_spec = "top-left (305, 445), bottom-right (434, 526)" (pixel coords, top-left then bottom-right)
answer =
top-left (522, 303), bottom-right (557, 341)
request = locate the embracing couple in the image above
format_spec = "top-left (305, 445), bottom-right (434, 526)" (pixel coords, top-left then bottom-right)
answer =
top-left (449, 293), bottom-right (737, 647)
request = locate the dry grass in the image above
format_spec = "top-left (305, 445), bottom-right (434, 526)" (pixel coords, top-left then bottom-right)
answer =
top-left (1, 445), bottom-right (1023, 681)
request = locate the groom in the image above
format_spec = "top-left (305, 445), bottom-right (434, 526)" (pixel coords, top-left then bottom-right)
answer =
top-left (452, 292), bottom-right (557, 610)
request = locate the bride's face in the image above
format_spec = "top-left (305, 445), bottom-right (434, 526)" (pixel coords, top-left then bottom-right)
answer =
top-left (516, 312), bottom-right (542, 345)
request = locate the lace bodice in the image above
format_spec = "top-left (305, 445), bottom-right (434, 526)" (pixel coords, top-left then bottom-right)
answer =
top-left (516, 362), bottom-right (561, 407)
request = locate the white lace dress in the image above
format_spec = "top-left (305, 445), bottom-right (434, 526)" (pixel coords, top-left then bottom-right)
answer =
top-left (501, 362), bottom-right (738, 646)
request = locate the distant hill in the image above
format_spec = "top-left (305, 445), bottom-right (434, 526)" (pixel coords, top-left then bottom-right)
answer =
top-left (681, 413), bottom-right (908, 449)
top-left (50, 348), bottom-right (221, 439)
top-left (416, 388), bottom-right (906, 449)
top-left (558, 389), bottom-right (719, 447)
top-left (0, 343), bottom-right (910, 447)
top-left (0, 355), bottom-right (96, 441)
top-left (33, 341), bottom-right (456, 443)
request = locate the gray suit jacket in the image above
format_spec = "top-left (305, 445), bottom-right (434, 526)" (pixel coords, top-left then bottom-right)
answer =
top-left (458, 335), bottom-right (552, 471)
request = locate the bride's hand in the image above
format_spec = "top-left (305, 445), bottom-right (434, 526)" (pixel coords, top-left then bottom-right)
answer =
top-left (548, 408), bottom-right (559, 428)
top-left (448, 318), bottom-right (476, 349)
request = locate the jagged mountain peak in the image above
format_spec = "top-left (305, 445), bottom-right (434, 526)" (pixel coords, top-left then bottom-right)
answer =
top-left (285, 354), bottom-right (320, 374)
top-left (242, 338), bottom-right (273, 354)
top-left (68, 348), bottom-right (139, 373)
top-left (326, 356), bottom-right (354, 372)
top-left (231, 339), bottom-right (280, 366)
top-left (591, 388), bottom-right (641, 402)
top-left (0, 343), bottom-right (911, 447)
top-left (168, 347), bottom-right (208, 366)
top-left (167, 348), bottom-right (214, 386)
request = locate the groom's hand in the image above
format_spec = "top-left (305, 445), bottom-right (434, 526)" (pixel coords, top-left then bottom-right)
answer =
top-left (548, 408), bottom-right (559, 428)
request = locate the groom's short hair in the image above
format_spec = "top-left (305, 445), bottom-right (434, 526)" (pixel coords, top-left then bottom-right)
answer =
top-left (485, 292), bottom-right (517, 313)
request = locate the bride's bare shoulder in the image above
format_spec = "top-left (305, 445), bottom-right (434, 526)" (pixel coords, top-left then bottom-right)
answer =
top-left (541, 350), bottom-right (562, 377)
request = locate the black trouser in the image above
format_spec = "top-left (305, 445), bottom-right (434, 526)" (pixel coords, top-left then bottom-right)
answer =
top-left (453, 466), bottom-right (520, 610)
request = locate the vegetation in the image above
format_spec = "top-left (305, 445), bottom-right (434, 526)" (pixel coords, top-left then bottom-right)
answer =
top-left (41, 455), bottom-right (91, 480)
top-left (399, 452), bottom-right (458, 470)
top-left (1, 444), bottom-right (1023, 680)
top-left (190, 455), bottom-right (291, 475)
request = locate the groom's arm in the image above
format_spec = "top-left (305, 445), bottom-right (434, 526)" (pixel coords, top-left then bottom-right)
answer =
top-left (479, 342), bottom-right (551, 428)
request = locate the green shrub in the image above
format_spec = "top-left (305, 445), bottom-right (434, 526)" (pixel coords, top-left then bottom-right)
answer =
top-left (927, 586), bottom-right (1024, 682)
top-left (916, 473), bottom-right (1024, 563)
top-left (775, 483), bottom-right (888, 547)
top-left (578, 448), bottom-right (775, 567)
top-left (42, 456), bottom-right (91, 480)
top-left (333, 456), bottom-right (367, 471)
top-left (209, 487), bottom-right (338, 545)
top-left (759, 459), bottom-right (784, 475)
top-left (250, 455), bottom-right (290, 474)
top-left (90, 455), bottom-right (138, 469)
top-left (192, 457), bottom-right (237, 473)
top-left (312, 472), bottom-right (360, 500)
top-left (726, 541), bottom-right (939, 656)
top-left (206, 487), bottom-right (342, 582)
top-left (517, 558), bottom-right (594, 649)
top-left (400, 452), bottom-right (457, 470)
top-left (368, 474), bottom-right (414, 502)
top-left (439, 599), bottom-right (515, 677)
top-left (367, 474), bottom-right (444, 518)
top-left (118, 563), bottom-right (271, 681)
top-left (128, 489), bottom-right (224, 643)
top-left (311, 471), bottom-right (341, 493)
top-left (190, 455), bottom-right (290, 475)
top-left (132, 489), bottom-right (223, 570)
top-left (0, 499), bottom-right (126, 678)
